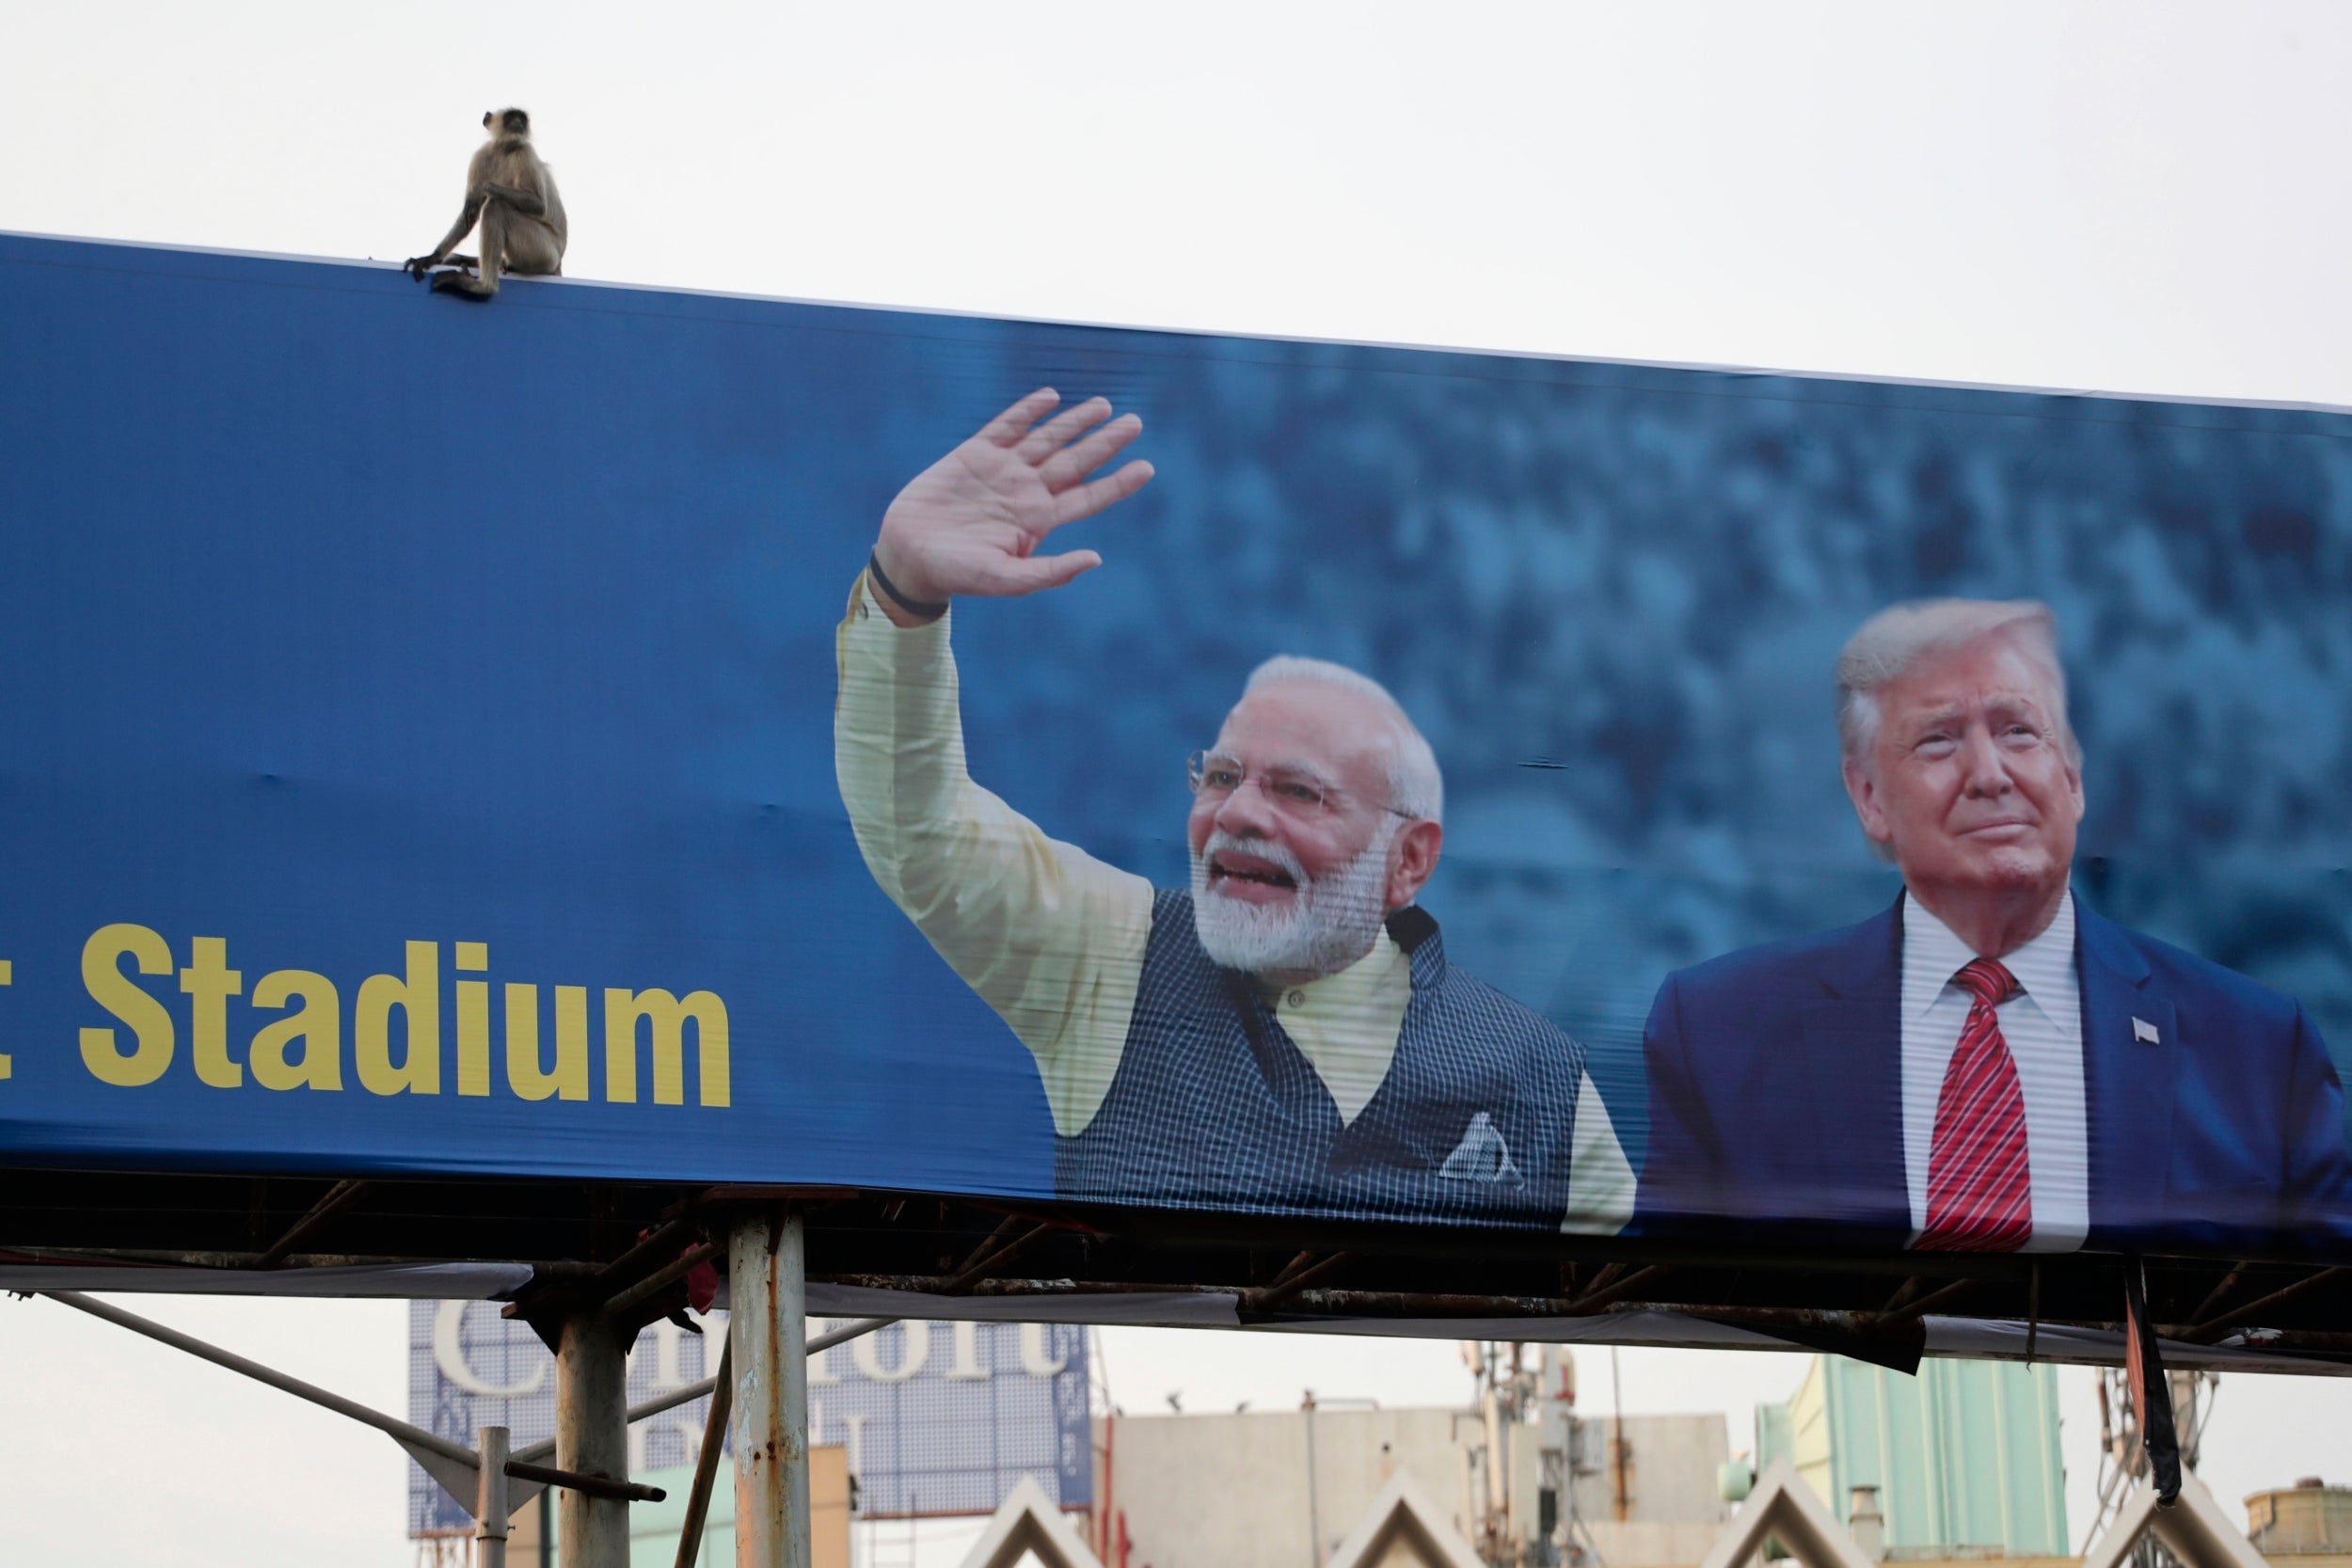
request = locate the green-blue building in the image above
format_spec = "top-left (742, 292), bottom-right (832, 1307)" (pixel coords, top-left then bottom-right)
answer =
top-left (1757, 1356), bottom-right (2068, 1558)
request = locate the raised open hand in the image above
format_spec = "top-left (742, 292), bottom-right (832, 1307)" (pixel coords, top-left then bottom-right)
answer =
top-left (869, 389), bottom-right (1153, 622)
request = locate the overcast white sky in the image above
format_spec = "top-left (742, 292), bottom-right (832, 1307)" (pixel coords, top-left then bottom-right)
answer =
top-left (6, 3), bottom-right (2352, 1564)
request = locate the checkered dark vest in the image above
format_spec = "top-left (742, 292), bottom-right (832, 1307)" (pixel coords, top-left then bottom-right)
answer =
top-left (1054, 889), bottom-right (1590, 1228)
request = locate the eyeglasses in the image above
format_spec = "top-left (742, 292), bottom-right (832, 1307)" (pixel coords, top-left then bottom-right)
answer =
top-left (1185, 751), bottom-right (1413, 819)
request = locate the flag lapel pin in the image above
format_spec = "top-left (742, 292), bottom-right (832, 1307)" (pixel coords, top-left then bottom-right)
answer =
top-left (2132, 1016), bottom-right (2161, 1045)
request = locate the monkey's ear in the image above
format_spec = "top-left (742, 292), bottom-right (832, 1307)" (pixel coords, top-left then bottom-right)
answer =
top-left (482, 110), bottom-right (494, 127)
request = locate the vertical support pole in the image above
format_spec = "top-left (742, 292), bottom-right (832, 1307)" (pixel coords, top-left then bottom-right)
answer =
top-left (731, 1209), bottom-right (811, 1568)
top-left (475, 1424), bottom-right (511, 1568)
top-left (556, 1310), bottom-right (633, 1568)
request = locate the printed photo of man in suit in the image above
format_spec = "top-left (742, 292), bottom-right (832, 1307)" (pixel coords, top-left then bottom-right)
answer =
top-left (1636, 597), bottom-right (2352, 1256)
top-left (834, 389), bottom-right (1633, 1231)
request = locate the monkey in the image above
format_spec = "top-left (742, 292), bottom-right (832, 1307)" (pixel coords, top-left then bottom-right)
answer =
top-left (405, 108), bottom-right (567, 300)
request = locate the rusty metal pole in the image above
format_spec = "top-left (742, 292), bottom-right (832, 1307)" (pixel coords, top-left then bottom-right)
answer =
top-left (556, 1311), bottom-right (633, 1568)
top-left (731, 1210), bottom-right (810, 1568)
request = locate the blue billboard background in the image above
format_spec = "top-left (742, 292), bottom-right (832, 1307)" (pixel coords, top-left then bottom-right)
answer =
top-left (2, 233), bottom-right (2348, 1245)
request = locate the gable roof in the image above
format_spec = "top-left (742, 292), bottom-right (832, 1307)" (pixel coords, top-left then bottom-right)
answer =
top-left (1323, 1468), bottom-right (1486, 1568)
top-left (955, 1475), bottom-right (1106, 1568)
top-left (1698, 1456), bottom-right (1879, 1568)
top-left (2080, 1472), bottom-right (2266, 1568)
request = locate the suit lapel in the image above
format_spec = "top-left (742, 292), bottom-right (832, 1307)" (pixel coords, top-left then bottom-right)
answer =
top-left (1797, 901), bottom-right (1909, 1235)
top-left (2078, 903), bottom-right (2178, 1242)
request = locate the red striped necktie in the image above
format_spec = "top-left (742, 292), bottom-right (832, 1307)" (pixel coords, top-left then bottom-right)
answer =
top-left (1916, 957), bottom-right (2032, 1253)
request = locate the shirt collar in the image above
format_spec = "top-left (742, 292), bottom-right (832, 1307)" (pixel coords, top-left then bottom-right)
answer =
top-left (1900, 889), bottom-right (2077, 1031)
top-left (1267, 924), bottom-right (1408, 1017)
top-left (2001, 891), bottom-right (2078, 1037)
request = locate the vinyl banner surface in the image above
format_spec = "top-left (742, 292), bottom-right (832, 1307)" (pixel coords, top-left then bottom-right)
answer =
top-left (4, 235), bottom-right (2351, 1263)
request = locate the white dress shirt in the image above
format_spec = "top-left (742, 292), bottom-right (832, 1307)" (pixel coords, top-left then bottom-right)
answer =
top-left (1899, 891), bottom-right (2090, 1253)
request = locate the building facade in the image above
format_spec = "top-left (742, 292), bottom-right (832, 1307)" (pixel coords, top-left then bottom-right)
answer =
top-left (1757, 1356), bottom-right (2067, 1559)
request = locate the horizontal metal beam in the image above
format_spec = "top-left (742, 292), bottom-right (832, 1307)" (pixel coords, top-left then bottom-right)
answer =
top-left (819, 1274), bottom-right (1194, 1297)
top-left (3, 1246), bottom-right (431, 1270)
top-left (35, 1291), bottom-right (663, 1503)
top-left (802, 1275), bottom-right (2341, 1356)
top-left (812, 1315), bottom-right (900, 1354)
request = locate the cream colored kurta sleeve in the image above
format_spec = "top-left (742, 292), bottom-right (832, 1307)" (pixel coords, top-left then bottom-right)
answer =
top-left (834, 574), bottom-right (1154, 1136)
top-left (1561, 1071), bottom-right (1636, 1235)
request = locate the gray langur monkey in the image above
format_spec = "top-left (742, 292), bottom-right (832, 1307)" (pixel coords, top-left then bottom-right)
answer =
top-left (405, 107), bottom-right (568, 300)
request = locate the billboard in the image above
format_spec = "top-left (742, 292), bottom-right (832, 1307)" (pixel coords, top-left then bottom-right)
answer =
top-left (3, 232), bottom-right (2350, 1264)
top-left (409, 1304), bottom-right (1089, 1532)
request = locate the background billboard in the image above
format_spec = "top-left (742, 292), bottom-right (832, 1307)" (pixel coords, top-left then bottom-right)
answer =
top-left (4, 233), bottom-right (2350, 1260)
top-left (408, 1304), bottom-right (1089, 1532)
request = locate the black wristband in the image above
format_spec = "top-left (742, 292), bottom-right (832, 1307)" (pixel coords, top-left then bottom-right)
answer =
top-left (867, 551), bottom-right (949, 621)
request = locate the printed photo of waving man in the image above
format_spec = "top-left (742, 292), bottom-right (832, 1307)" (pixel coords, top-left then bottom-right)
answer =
top-left (834, 390), bottom-right (1634, 1232)
top-left (1635, 597), bottom-right (2352, 1258)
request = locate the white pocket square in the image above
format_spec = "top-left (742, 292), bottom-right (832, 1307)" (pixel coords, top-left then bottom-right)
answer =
top-left (1438, 1111), bottom-right (1524, 1186)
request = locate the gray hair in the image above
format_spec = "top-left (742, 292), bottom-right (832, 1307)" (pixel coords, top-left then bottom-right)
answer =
top-left (1240, 656), bottom-right (1445, 824)
top-left (1835, 598), bottom-right (2078, 767)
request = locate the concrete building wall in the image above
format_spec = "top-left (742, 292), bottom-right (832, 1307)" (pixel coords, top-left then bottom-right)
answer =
top-left (1094, 1405), bottom-right (1730, 1568)
top-left (1572, 1415), bottom-right (1735, 1528)
top-left (1580, 1520), bottom-right (1729, 1566)
top-left (1098, 1406), bottom-right (1477, 1568)
top-left (1569, 1414), bottom-right (1733, 1568)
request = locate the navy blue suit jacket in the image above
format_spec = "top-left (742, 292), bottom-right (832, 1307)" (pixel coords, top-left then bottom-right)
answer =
top-left (1634, 895), bottom-right (2352, 1258)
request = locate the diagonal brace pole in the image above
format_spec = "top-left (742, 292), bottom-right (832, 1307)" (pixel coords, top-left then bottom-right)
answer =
top-left (673, 1338), bottom-right (733, 1568)
top-left (35, 1290), bottom-right (663, 1505)
top-left (255, 1179), bottom-right (373, 1268)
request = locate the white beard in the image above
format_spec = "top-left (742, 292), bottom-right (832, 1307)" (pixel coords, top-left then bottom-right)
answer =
top-left (1190, 823), bottom-right (1398, 979)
